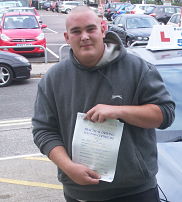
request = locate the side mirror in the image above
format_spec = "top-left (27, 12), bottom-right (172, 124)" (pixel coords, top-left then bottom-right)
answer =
top-left (41, 24), bottom-right (47, 29)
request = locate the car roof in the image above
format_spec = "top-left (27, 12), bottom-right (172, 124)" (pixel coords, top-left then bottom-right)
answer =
top-left (7, 7), bottom-right (36, 11)
top-left (3, 12), bottom-right (35, 16)
top-left (127, 46), bottom-right (182, 66)
top-left (118, 14), bottom-right (155, 18)
top-left (153, 5), bottom-right (180, 7)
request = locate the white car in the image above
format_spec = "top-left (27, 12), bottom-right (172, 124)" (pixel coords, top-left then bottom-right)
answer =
top-left (167, 13), bottom-right (181, 27)
top-left (0, 1), bottom-right (22, 9)
top-left (130, 4), bottom-right (155, 14)
top-left (58, 1), bottom-right (84, 14)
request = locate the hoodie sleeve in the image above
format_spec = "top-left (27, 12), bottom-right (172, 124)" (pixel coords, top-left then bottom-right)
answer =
top-left (139, 63), bottom-right (175, 129)
top-left (32, 80), bottom-right (64, 156)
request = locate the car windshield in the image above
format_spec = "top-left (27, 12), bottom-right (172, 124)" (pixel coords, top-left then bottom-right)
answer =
top-left (126, 17), bottom-right (158, 29)
top-left (145, 6), bottom-right (155, 13)
top-left (4, 15), bottom-right (39, 29)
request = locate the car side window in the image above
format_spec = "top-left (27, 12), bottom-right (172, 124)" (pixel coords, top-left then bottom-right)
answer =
top-left (176, 8), bottom-right (181, 13)
top-left (176, 14), bottom-right (180, 24)
top-left (170, 15), bottom-right (177, 23)
top-left (165, 7), bottom-right (175, 14)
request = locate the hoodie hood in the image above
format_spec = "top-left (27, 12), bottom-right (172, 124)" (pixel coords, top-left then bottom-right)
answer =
top-left (70, 31), bottom-right (127, 71)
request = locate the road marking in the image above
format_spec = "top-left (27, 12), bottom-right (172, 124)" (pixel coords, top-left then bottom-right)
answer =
top-left (0, 118), bottom-right (31, 127)
top-left (24, 156), bottom-right (50, 161)
top-left (46, 27), bottom-right (58, 34)
top-left (47, 43), bottom-right (64, 46)
top-left (46, 47), bottom-right (59, 58)
top-left (0, 178), bottom-right (63, 190)
top-left (0, 153), bottom-right (42, 161)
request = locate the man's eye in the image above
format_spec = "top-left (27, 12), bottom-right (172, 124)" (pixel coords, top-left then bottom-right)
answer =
top-left (71, 30), bottom-right (80, 34)
top-left (87, 27), bottom-right (97, 32)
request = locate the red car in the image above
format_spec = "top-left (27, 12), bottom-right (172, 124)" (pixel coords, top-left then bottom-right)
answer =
top-left (0, 12), bottom-right (47, 56)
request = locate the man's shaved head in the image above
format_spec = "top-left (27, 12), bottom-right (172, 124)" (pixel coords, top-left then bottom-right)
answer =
top-left (65, 6), bottom-right (100, 31)
top-left (63, 5), bottom-right (105, 67)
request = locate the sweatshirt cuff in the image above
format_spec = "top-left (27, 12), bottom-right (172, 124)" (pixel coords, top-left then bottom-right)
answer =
top-left (41, 140), bottom-right (64, 156)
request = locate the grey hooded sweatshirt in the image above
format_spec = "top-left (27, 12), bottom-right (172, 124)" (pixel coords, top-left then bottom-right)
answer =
top-left (32, 32), bottom-right (175, 201)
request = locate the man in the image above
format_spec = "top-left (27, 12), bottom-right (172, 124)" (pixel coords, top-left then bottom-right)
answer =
top-left (32, 6), bottom-right (175, 202)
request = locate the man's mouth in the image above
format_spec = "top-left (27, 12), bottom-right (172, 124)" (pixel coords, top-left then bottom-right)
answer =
top-left (80, 44), bottom-right (93, 48)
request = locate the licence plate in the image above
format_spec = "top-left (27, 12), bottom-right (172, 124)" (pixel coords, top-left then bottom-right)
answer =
top-left (16, 44), bottom-right (32, 47)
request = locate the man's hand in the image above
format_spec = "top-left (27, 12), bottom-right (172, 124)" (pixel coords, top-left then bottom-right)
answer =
top-left (85, 104), bottom-right (118, 122)
top-left (66, 162), bottom-right (100, 185)
top-left (49, 146), bottom-right (100, 185)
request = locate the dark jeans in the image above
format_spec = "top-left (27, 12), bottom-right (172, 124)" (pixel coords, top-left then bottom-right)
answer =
top-left (64, 186), bottom-right (160, 202)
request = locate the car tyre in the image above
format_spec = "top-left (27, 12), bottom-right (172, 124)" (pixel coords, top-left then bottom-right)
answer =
top-left (0, 64), bottom-right (14, 87)
top-left (126, 37), bottom-right (132, 47)
top-left (65, 9), bottom-right (71, 14)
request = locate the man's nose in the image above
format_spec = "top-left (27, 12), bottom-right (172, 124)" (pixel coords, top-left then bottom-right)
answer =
top-left (81, 31), bottom-right (89, 41)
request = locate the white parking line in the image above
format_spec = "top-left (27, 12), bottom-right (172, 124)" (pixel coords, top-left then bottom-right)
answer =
top-left (0, 118), bottom-right (31, 127)
top-left (46, 47), bottom-right (59, 58)
top-left (46, 27), bottom-right (58, 34)
top-left (0, 153), bottom-right (42, 161)
top-left (47, 43), bottom-right (64, 46)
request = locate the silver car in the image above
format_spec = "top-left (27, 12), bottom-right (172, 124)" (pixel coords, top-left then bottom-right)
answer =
top-left (58, 1), bottom-right (84, 14)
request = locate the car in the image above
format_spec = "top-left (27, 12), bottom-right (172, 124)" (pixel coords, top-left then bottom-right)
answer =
top-left (0, 0), bottom-right (22, 9)
top-left (57, 1), bottom-right (84, 14)
top-left (111, 3), bottom-right (133, 20)
top-left (0, 51), bottom-right (31, 87)
top-left (0, 12), bottom-right (47, 56)
top-left (7, 7), bottom-right (42, 24)
top-left (167, 13), bottom-right (181, 27)
top-left (126, 26), bottom-right (182, 144)
top-left (104, 2), bottom-right (124, 21)
top-left (108, 14), bottom-right (159, 47)
top-left (144, 5), bottom-right (181, 24)
top-left (126, 37), bottom-right (182, 202)
top-left (130, 4), bottom-right (155, 14)
top-left (41, 1), bottom-right (51, 11)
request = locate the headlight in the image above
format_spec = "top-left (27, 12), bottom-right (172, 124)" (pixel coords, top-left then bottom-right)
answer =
top-left (15, 55), bottom-right (29, 63)
top-left (137, 36), bottom-right (143, 41)
top-left (143, 37), bottom-right (149, 41)
top-left (36, 33), bottom-right (45, 40)
top-left (136, 36), bottom-right (149, 41)
top-left (0, 34), bottom-right (10, 41)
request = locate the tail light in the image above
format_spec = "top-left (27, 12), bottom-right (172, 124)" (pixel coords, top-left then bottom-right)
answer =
top-left (130, 10), bottom-right (135, 14)
top-left (150, 13), bottom-right (156, 17)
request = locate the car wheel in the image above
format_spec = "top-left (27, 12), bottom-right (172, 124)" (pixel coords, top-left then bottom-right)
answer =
top-left (126, 37), bottom-right (132, 47)
top-left (65, 9), bottom-right (71, 14)
top-left (0, 64), bottom-right (14, 87)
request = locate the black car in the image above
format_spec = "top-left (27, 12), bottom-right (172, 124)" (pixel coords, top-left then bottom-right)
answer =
top-left (144, 5), bottom-right (181, 24)
top-left (108, 14), bottom-right (159, 47)
top-left (0, 51), bottom-right (31, 87)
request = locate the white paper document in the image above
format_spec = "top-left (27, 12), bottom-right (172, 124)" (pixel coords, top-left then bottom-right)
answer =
top-left (72, 112), bottom-right (124, 182)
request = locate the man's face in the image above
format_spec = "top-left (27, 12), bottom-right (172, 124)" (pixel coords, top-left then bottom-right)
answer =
top-left (64, 11), bottom-right (105, 66)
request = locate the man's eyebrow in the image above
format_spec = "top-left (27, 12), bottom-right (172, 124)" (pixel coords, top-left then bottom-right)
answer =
top-left (70, 24), bottom-right (97, 32)
top-left (70, 27), bottom-right (80, 32)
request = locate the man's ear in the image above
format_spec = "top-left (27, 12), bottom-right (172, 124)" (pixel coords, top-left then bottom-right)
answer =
top-left (101, 25), bottom-right (106, 38)
top-left (64, 32), bottom-right (69, 44)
